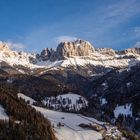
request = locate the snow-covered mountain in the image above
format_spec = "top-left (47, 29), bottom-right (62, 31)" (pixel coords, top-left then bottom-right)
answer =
top-left (0, 41), bottom-right (36, 68)
top-left (1, 39), bottom-right (140, 75)
top-left (35, 39), bottom-right (140, 70)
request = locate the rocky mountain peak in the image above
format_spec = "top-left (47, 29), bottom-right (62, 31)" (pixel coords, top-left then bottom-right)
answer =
top-left (39, 39), bottom-right (95, 62)
top-left (40, 48), bottom-right (51, 61)
top-left (56, 39), bottom-right (95, 59)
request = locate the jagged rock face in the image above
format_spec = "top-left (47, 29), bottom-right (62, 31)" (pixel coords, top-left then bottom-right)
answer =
top-left (39, 39), bottom-right (95, 61)
top-left (56, 39), bottom-right (95, 59)
top-left (40, 48), bottom-right (51, 61)
top-left (50, 49), bottom-right (57, 61)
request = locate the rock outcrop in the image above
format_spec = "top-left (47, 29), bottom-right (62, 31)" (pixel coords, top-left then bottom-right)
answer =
top-left (56, 39), bottom-right (95, 59)
top-left (39, 39), bottom-right (95, 61)
top-left (96, 48), bottom-right (116, 56)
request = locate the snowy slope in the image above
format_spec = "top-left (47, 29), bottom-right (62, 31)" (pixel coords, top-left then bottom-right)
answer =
top-left (0, 105), bottom-right (9, 120)
top-left (17, 93), bottom-right (102, 140)
top-left (34, 106), bottom-right (103, 140)
top-left (17, 93), bottom-right (124, 140)
top-left (18, 93), bottom-right (36, 105)
top-left (36, 56), bottom-right (140, 69)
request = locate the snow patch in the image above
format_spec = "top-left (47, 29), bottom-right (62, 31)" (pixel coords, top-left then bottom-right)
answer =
top-left (0, 105), bottom-right (9, 120)
top-left (101, 98), bottom-right (108, 106)
top-left (114, 104), bottom-right (132, 118)
top-left (17, 93), bottom-right (36, 105)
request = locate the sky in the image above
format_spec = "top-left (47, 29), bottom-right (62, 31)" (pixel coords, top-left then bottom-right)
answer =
top-left (0, 0), bottom-right (140, 52)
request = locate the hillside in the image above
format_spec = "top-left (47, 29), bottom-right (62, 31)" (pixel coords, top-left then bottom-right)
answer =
top-left (0, 87), bottom-right (56, 140)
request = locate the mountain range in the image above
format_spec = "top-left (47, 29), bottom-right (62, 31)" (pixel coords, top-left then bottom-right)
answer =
top-left (1, 39), bottom-right (140, 74)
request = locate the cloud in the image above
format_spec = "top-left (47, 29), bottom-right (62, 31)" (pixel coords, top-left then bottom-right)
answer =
top-left (46, 36), bottom-right (77, 49)
top-left (55, 36), bottom-right (77, 43)
top-left (5, 41), bottom-right (25, 51)
top-left (134, 41), bottom-right (140, 47)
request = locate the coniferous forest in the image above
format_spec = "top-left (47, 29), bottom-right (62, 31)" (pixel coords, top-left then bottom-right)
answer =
top-left (0, 86), bottom-right (56, 140)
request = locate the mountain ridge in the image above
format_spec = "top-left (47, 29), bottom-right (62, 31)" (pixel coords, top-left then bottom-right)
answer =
top-left (1, 39), bottom-right (140, 75)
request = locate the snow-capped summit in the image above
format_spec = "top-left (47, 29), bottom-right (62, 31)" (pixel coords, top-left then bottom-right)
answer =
top-left (0, 41), bottom-right (36, 68)
top-left (56, 39), bottom-right (95, 59)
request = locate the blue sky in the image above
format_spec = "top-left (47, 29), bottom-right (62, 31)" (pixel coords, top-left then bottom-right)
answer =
top-left (0, 0), bottom-right (140, 52)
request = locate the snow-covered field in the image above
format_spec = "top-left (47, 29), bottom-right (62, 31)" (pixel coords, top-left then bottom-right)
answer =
top-left (34, 106), bottom-right (103, 140)
top-left (114, 103), bottom-right (132, 118)
top-left (17, 93), bottom-right (103, 140)
top-left (0, 105), bottom-right (9, 120)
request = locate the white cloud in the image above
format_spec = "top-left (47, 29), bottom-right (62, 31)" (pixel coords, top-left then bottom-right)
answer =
top-left (55, 36), bottom-right (77, 43)
top-left (134, 41), bottom-right (140, 47)
top-left (5, 41), bottom-right (25, 51)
